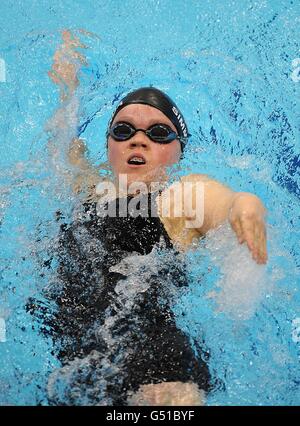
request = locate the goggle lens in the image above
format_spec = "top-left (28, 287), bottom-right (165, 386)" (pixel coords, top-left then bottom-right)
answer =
top-left (112, 123), bottom-right (134, 140)
top-left (148, 124), bottom-right (172, 141)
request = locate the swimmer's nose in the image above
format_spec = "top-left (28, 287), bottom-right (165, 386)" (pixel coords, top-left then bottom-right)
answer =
top-left (129, 131), bottom-right (150, 149)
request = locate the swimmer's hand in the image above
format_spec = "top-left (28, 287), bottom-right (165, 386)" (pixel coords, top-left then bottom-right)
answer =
top-left (48, 30), bottom-right (87, 100)
top-left (229, 193), bottom-right (267, 264)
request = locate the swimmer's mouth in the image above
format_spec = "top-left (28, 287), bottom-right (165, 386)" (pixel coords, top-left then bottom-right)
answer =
top-left (127, 154), bottom-right (146, 166)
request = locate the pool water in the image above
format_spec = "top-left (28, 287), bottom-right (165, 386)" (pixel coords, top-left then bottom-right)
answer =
top-left (0, 0), bottom-right (299, 405)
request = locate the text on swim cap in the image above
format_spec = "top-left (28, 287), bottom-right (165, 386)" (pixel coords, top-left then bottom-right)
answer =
top-left (172, 106), bottom-right (188, 138)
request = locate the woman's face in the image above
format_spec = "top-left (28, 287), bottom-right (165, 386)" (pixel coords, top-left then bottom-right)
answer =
top-left (107, 104), bottom-right (182, 186)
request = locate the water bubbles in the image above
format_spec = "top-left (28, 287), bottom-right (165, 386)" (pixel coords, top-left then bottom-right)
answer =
top-left (0, 0), bottom-right (299, 406)
top-left (205, 222), bottom-right (268, 321)
top-left (47, 350), bottom-right (117, 405)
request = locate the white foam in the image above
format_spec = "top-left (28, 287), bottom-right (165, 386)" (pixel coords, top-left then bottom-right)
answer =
top-left (205, 222), bottom-right (268, 320)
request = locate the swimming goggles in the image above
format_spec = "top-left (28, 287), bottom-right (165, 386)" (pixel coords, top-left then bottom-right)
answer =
top-left (107, 121), bottom-right (188, 144)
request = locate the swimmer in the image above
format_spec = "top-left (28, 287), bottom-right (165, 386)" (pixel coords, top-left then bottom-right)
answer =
top-left (42, 30), bottom-right (267, 406)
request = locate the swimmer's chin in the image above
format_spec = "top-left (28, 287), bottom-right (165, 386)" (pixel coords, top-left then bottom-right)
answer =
top-left (116, 167), bottom-right (169, 186)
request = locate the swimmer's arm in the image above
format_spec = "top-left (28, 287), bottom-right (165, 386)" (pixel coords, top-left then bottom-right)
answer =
top-left (67, 137), bottom-right (104, 195)
top-left (182, 174), bottom-right (268, 264)
top-left (46, 30), bottom-right (101, 197)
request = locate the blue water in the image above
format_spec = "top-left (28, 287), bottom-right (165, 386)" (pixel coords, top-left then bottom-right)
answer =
top-left (0, 0), bottom-right (299, 405)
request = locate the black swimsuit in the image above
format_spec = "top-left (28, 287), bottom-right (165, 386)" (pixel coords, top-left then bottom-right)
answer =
top-left (30, 191), bottom-right (211, 405)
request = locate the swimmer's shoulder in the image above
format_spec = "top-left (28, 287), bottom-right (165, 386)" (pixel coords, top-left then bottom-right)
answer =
top-left (155, 173), bottom-right (213, 204)
top-left (155, 174), bottom-right (211, 250)
top-left (180, 173), bottom-right (211, 182)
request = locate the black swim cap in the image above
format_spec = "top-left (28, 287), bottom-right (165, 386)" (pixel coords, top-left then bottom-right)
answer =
top-left (108, 87), bottom-right (189, 151)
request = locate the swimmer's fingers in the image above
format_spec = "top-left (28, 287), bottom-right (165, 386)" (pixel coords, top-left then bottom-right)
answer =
top-left (50, 32), bottom-right (87, 90)
top-left (252, 219), bottom-right (268, 264)
top-left (255, 220), bottom-right (268, 264)
top-left (252, 222), bottom-right (262, 263)
top-left (239, 215), bottom-right (255, 250)
top-left (71, 50), bottom-right (88, 66)
top-left (230, 216), bottom-right (244, 244)
top-left (62, 29), bottom-right (87, 50)
top-left (229, 193), bottom-right (267, 264)
top-left (48, 70), bottom-right (62, 86)
top-left (239, 215), bottom-right (267, 264)
top-left (61, 30), bottom-right (88, 65)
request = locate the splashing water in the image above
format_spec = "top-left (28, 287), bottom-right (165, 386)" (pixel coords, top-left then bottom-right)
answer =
top-left (0, 0), bottom-right (299, 405)
top-left (174, 223), bottom-right (300, 405)
top-left (205, 223), bottom-right (268, 321)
